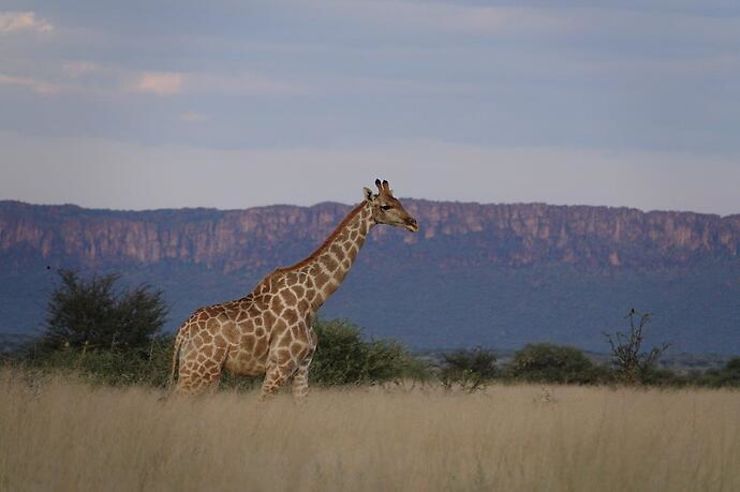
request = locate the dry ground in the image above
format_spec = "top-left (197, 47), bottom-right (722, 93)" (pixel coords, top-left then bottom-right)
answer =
top-left (1, 370), bottom-right (738, 492)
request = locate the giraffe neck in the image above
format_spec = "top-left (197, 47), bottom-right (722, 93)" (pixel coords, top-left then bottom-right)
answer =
top-left (286, 201), bottom-right (375, 310)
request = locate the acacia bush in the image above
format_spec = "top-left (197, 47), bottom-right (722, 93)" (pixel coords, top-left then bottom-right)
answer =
top-left (439, 347), bottom-right (497, 391)
top-left (604, 308), bottom-right (669, 384)
top-left (509, 343), bottom-right (608, 384)
top-left (40, 269), bottom-right (167, 354)
top-left (310, 319), bottom-right (427, 386)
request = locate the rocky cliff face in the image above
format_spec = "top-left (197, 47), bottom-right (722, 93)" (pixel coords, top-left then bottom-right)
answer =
top-left (2, 200), bottom-right (739, 353)
top-left (1, 200), bottom-right (737, 271)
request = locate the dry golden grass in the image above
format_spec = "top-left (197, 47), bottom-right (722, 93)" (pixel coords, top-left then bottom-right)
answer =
top-left (1, 370), bottom-right (738, 492)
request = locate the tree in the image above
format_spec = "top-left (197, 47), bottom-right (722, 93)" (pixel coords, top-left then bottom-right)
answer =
top-left (41, 269), bottom-right (168, 354)
top-left (604, 308), bottom-right (669, 384)
top-left (509, 343), bottom-right (602, 384)
top-left (439, 347), bottom-right (497, 391)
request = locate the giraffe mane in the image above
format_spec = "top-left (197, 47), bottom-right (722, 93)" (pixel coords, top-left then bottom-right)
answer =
top-left (277, 201), bottom-right (368, 272)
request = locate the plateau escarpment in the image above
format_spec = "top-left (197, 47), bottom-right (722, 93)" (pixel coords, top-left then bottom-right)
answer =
top-left (0, 200), bottom-right (738, 353)
top-left (1, 200), bottom-right (736, 271)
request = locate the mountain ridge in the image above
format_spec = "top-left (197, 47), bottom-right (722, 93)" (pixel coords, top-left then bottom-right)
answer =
top-left (0, 199), bottom-right (738, 354)
top-left (2, 199), bottom-right (737, 271)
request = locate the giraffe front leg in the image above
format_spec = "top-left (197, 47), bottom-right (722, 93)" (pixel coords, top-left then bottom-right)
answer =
top-left (291, 358), bottom-right (313, 403)
top-left (260, 347), bottom-right (297, 400)
top-left (292, 324), bottom-right (317, 403)
top-left (260, 364), bottom-right (293, 400)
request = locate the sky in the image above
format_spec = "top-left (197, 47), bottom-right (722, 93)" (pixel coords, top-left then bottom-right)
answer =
top-left (1, 1), bottom-right (739, 215)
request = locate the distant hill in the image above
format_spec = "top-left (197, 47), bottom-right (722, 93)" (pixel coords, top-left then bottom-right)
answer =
top-left (1, 199), bottom-right (738, 354)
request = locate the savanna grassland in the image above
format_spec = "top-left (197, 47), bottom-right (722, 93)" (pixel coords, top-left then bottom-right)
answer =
top-left (1, 371), bottom-right (738, 492)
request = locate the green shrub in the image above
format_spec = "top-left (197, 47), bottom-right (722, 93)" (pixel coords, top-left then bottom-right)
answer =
top-left (40, 269), bottom-right (167, 354)
top-left (509, 343), bottom-right (606, 384)
top-left (639, 366), bottom-right (683, 387)
top-left (439, 347), bottom-right (497, 391)
top-left (22, 335), bottom-right (174, 387)
top-left (694, 357), bottom-right (740, 388)
top-left (310, 319), bottom-right (426, 386)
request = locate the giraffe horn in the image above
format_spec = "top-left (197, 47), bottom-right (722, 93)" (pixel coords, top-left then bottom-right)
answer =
top-left (375, 178), bottom-right (383, 192)
top-left (382, 180), bottom-right (390, 192)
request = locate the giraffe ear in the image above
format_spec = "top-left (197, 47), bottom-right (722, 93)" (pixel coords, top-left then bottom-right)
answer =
top-left (363, 187), bottom-right (374, 201)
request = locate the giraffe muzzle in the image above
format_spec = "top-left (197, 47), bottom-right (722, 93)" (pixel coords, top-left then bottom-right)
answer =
top-left (405, 218), bottom-right (419, 232)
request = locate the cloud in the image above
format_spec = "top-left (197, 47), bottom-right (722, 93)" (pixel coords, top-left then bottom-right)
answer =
top-left (187, 72), bottom-right (307, 96)
top-left (0, 11), bottom-right (53, 34)
top-left (62, 61), bottom-right (99, 78)
top-left (181, 111), bottom-right (208, 123)
top-left (0, 62), bottom-right (305, 99)
top-left (129, 72), bottom-right (184, 96)
top-left (0, 73), bottom-right (59, 94)
top-left (125, 71), bottom-right (304, 97)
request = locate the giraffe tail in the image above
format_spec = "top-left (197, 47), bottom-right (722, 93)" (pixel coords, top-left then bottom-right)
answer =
top-left (168, 330), bottom-right (184, 390)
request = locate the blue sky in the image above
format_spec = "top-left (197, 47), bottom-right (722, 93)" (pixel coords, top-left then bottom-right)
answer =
top-left (1, 1), bottom-right (739, 214)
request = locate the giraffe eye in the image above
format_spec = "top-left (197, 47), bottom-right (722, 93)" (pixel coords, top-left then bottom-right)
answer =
top-left (380, 205), bottom-right (393, 211)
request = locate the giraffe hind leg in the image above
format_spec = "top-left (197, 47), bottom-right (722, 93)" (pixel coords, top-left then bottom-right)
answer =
top-left (176, 346), bottom-right (228, 396)
top-left (193, 360), bottom-right (224, 394)
top-left (175, 361), bottom-right (219, 395)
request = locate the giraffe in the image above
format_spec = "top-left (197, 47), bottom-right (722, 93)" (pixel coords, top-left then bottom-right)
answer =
top-left (169, 179), bottom-right (419, 400)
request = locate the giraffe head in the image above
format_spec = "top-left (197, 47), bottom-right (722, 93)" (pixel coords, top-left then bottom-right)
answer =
top-left (363, 179), bottom-right (419, 232)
